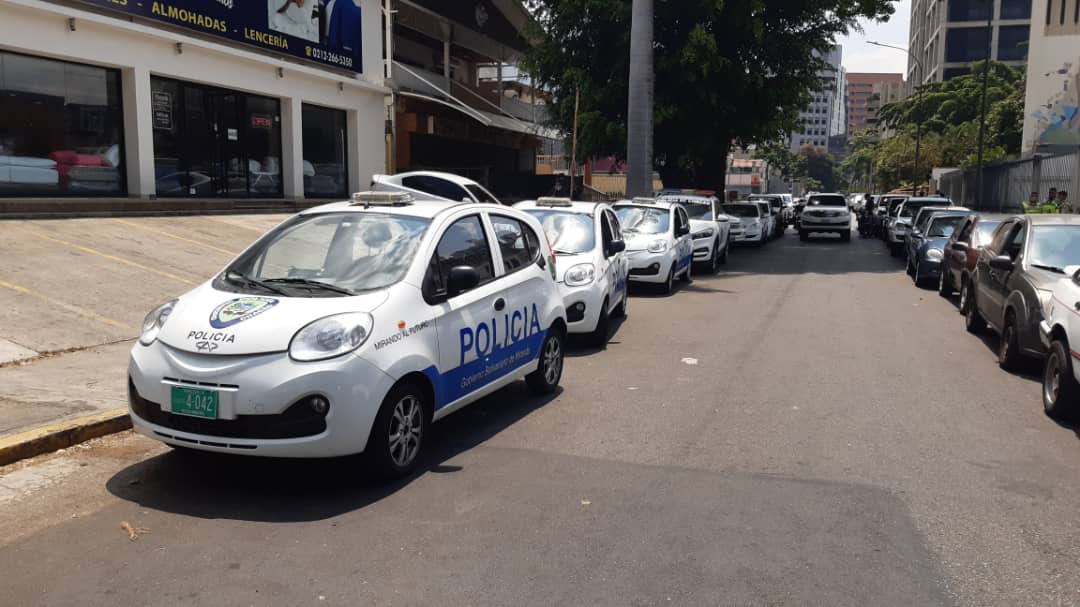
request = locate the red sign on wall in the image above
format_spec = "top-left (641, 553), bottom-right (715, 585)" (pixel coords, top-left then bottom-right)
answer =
top-left (250, 114), bottom-right (273, 129)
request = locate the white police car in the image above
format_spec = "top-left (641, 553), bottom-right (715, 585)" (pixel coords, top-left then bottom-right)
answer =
top-left (128, 192), bottom-right (567, 478)
top-left (613, 197), bottom-right (694, 294)
top-left (657, 193), bottom-right (731, 274)
top-left (514, 197), bottom-right (630, 346)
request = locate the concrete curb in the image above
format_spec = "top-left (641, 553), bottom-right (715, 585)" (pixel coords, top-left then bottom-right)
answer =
top-left (0, 408), bottom-right (132, 467)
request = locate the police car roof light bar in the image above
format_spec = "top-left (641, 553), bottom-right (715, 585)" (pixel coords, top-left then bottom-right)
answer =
top-left (631, 197), bottom-right (656, 205)
top-left (350, 191), bottom-right (414, 207)
top-left (536, 197), bottom-right (573, 207)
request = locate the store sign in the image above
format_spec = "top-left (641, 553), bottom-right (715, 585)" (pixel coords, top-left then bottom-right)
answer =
top-left (151, 91), bottom-right (173, 130)
top-left (73, 0), bottom-right (363, 74)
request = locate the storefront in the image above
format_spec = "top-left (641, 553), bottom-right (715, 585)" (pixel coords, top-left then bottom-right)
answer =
top-left (0, 0), bottom-right (386, 201)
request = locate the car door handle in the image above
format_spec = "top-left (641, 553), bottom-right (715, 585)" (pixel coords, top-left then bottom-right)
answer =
top-left (494, 298), bottom-right (506, 311)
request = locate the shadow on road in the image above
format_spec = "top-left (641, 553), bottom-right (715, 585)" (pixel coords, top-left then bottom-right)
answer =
top-left (105, 382), bottom-right (562, 523)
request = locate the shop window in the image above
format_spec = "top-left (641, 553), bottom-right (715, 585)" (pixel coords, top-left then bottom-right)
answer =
top-left (997, 25), bottom-right (1030, 60)
top-left (948, 0), bottom-right (991, 22)
top-left (1000, 0), bottom-right (1032, 19)
top-left (0, 51), bottom-right (125, 197)
top-left (301, 104), bottom-right (348, 198)
top-left (945, 27), bottom-right (991, 63)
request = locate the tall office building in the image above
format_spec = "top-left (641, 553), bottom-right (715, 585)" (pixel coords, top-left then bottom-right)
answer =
top-left (790, 46), bottom-right (843, 152)
top-left (907, 0), bottom-right (1032, 92)
top-left (845, 73), bottom-right (904, 133)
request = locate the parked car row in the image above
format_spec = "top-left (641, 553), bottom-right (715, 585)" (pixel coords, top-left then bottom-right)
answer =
top-left (126, 175), bottom-right (792, 481)
top-left (877, 203), bottom-right (1080, 421)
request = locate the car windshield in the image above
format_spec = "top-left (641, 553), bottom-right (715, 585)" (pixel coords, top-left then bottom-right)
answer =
top-left (927, 216), bottom-right (965, 238)
top-left (807, 195), bottom-right (846, 206)
top-left (720, 204), bottom-right (759, 218)
top-left (222, 212), bottom-right (430, 296)
top-left (1028, 226), bottom-right (1080, 271)
top-left (973, 220), bottom-right (1001, 245)
top-left (679, 202), bottom-right (714, 220)
top-left (900, 201), bottom-right (948, 219)
top-left (615, 205), bottom-right (670, 235)
top-left (524, 210), bottom-right (596, 254)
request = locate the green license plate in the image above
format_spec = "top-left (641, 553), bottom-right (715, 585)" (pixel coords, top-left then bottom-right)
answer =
top-left (170, 386), bottom-right (219, 419)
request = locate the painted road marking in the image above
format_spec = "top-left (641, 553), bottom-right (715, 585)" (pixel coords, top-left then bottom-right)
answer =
top-left (0, 279), bottom-right (131, 330)
top-left (110, 218), bottom-right (239, 257)
top-left (15, 226), bottom-right (197, 286)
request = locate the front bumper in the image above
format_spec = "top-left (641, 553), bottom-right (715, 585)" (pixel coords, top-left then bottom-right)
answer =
top-left (889, 229), bottom-right (907, 244)
top-left (559, 281), bottom-right (608, 334)
top-left (692, 236), bottom-right (716, 261)
top-left (128, 341), bottom-right (395, 457)
top-left (625, 250), bottom-right (674, 283)
top-left (915, 258), bottom-right (942, 277)
top-left (801, 221), bottom-right (850, 233)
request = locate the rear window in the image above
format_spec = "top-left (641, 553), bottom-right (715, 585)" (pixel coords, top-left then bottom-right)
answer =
top-left (807, 195), bottom-right (846, 206)
top-left (720, 204), bottom-right (759, 217)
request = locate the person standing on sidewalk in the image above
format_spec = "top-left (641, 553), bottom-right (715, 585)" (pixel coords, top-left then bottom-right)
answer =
top-left (1022, 191), bottom-right (1041, 214)
top-left (1047, 187), bottom-right (1058, 207)
top-left (1057, 191), bottom-right (1073, 213)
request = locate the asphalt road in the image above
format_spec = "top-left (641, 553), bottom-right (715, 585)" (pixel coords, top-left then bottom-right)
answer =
top-left (4, 226), bottom-right (1080, 606)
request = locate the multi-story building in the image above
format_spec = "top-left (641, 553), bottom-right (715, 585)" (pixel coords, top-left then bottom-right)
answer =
top-left (845, 73), bottom-right (903, 133)
top-left (866, 79), bottom-right (907, 138)
top-left (1021, 0), bottom-right (1080, 155)
top-left (789, 46), bottom-right (843, 151)
top-left (907, 0), bottom-right (1032, 93)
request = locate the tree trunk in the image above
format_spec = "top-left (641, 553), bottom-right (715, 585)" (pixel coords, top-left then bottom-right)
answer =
top-left (625, 0), bottom-right (654, 197)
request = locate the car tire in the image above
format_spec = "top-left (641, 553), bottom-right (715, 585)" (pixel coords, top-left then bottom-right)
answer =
top-left (663, 264), bottom-right (675, 294)
top-left (707, 245), bottom-right (720, 274)
top-left (998, 312), bottom-right (1023, 372)
top-left (938, 270), bottom-right (953, 297)
top-left (963, 282), bottom-right (987, 334)
top-left (799, 230), bottom-right (808, 241)
top-left (718, 239), bottom-right (728, 266)
top-left (526, 329), bottom-right (565, 395)
top-left (840, 231), bottom-right (850, 242)
top-left (680, 261), bottom-right (692, 283)
top-left (1044, 338), bottom-right (1080, 421)
top-left (366, 382), bottom-right (430, 480)
top-left (906, 256), bottom-right (915, 276)
top-left (612, 290), bottom-right (628, 318)
top-left (589, 299), bottom-right (610, 347)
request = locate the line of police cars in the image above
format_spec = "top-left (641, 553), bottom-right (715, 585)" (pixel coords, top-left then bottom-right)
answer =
top-left (127, 176), bottom-right (782, 479)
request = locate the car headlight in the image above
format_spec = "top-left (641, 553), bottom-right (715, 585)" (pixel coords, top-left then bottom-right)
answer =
top-left (289, 312), bottom-right (373, 362)
top-left (1037, 288), bottom-right (1053, 311)
top-left (139, 299), bottom-right (177, 346)
top-left (926, 248), bottom-right (944, 261)
top-left (647, 240), bottom-right (668, 253)
top-left (564, 263), bottom-right (596, 287)
top-left (692, 229), bottom-right (715, 239)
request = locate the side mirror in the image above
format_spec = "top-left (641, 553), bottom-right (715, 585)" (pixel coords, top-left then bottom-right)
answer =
top-left (447, 265), bottom-right (480, 297)
top-left (989, 255), bottom-right (1015, 271)
top-left (606, 240), bottom-right (626, 256)
top-left (716, 215), bottom-right (729, 223)
top-left (677, 224), bottom-right (690, 236)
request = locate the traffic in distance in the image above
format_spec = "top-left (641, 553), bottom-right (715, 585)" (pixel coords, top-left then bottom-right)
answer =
top-left (129, 171), bottom-right (1080, 481)
top-left (128, 172), bottom-right (806, 479)
top-left (853, 192), bottom-right (1080, 420)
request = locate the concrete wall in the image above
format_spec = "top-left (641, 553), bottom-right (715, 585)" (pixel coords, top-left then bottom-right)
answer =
top-left (0, 0), bottom-right (388, 199)
top-left (1022, 0), bottom-right (1080, 155)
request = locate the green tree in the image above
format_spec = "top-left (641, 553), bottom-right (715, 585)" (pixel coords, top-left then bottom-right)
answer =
top-left (523, 0), bottom-right (895, 192)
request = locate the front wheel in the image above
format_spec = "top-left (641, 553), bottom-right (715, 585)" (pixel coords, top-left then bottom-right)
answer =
top-left (367, 383), bottom-right (429, 480)
top-left (588, 299), bottom-right (610, 347)
top-left (998, 314), bottom-right (1023, 372)
top-left (526, 330), bottom-right (564, 395)
top-left (963, 282), bottom-right (986, 334)
top-left (938, 270), bottom-right (954, 297)
top-left (1044, 339), bottom-right (1080, 420)
top-left (662, 264), bottom-right (676, 294)
top-left (680, 261), bottom-right (692, 283)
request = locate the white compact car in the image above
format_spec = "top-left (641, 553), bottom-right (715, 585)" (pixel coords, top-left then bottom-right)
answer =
top-left (1039, 266), bottom-right (1080, 420)
top-left (128, 192), bottom-right (567, 478)
top-left (721, 202), bottom-right (766, 245)
top-left (613, 197), bottom-right (694, 294)
top-left (515, 198), bottom-right (630, 345)
top-left (372, 171), bottom-right (502, 205)
top-left (657, 193), bottom-right (731, 274)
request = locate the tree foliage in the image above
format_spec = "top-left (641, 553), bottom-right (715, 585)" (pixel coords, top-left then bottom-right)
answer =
top-left (523, 0), bottom-right (895, 191)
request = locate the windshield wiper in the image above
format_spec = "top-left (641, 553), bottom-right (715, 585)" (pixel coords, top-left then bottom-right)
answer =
top-left (224, 271), bottom-right (288, 295)
top-left (1032, 263), bottom-right (1066, 274)
top-left (264, 277), bottom-right (355, 295)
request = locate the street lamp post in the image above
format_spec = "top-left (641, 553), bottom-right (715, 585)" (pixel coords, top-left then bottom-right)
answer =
top-left (975, 0), bottom-right (994, 208)
top-left (868, 41), bottom-right (923, 197)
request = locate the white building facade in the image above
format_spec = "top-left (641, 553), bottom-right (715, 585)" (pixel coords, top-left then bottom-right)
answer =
top-left (0, 0), bottom-right (388, 201)
top-left (1021, 0), bottom-right (1080, 155)
top-left (789, 46), bottom-right (843, 152)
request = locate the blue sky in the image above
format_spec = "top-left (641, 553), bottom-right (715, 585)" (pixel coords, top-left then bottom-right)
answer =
top-left (836, 0), bottom-right (911, 75)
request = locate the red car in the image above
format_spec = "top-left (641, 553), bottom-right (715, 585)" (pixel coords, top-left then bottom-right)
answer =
top-left (938, 213), bottom-right (1013, 298)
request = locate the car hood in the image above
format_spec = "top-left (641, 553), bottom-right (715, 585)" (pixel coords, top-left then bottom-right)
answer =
top-left (552, 252), bottom-right (591, 283)
top-left (918, 236), bottom-right (950, 253)
top-left (156, 282), bottom-right (390, 355)
top-left (689, 219), bottom-right (717, 235)
top-left (1027, 265), bottom-right (1070, 290)
top-left (622, 232), bottom-right (667, 251)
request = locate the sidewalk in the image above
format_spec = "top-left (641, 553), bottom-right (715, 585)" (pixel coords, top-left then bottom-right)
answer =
top-left (0, 213), bottom-right (289, 461)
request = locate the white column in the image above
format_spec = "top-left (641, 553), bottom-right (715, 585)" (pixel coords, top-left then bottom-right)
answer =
top-left (121, 66), bottom-right (155, 198)
top-left (280, 96), bottom-right (304, 199)
top-left (346, 108), bottom-right (363, 193)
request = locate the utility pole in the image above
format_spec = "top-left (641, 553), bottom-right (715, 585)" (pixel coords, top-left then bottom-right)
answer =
top-left (975, 0), bottom-right (995, 208)
top-left (626, 0), bottom-right (654, 197)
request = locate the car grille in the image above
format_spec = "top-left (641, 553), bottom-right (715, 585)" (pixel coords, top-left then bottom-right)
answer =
top-left (128, 380), bottom-right (327, 440)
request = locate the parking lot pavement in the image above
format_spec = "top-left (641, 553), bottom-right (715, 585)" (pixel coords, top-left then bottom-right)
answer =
top-left (6, 227), bottom-right (1080, 606)
top-left (0, 214), bottom-right (287, 440)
